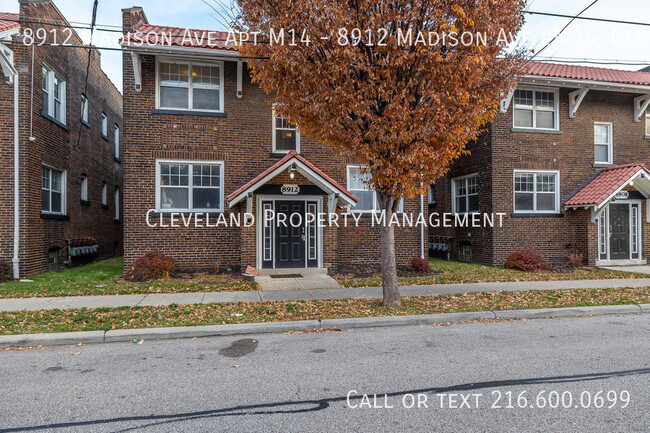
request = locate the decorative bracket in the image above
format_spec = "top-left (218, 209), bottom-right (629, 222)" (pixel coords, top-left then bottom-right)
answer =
top-left (500, 87), bottom-right (515, 113)
top-left (131, 52), bottom-right (142, 92)
top-left (634, 94), bottom-right (650, 122)
top-left (569, 88), bottom-right (588, 118)
top-left (0, 44), bottom-right (16, 84)
top-left (327, 193), bottom-right (339, 214)
top-left (590, 205), bottom-right (606, 223)
top-left (236, 61), bottom-right (243, 99)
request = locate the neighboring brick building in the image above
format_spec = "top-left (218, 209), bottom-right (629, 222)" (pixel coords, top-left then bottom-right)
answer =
top-left (120, 7), bottom-right (423, 274)
top-left (0, 1), bottom-right (123, 277)
top-left (431, 62), bottom-right (650, 267)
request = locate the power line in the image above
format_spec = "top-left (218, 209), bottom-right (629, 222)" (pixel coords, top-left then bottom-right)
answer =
top-left (526, 10), bottom-right (650, 27)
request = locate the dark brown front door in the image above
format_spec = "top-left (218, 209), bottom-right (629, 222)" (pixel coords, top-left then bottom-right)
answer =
top-left (610, 204), bottom-right (630, 260)
top-left (275, 201), bottom-right (305, 268)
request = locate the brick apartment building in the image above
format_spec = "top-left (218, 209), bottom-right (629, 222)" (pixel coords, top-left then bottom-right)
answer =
top-left (0, 1), bottom-right (123, 277)
top-left (430, 63), bottom-right (650, 267)
top-left (120, 7), bottom-right (423, 274)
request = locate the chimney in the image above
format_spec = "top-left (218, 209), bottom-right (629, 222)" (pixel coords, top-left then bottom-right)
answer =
top-left (122, 6), bottom-right (148, 33)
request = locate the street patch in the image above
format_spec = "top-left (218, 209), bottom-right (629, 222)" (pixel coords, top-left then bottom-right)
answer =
top-left (219, 339), bottom-right (259, 358)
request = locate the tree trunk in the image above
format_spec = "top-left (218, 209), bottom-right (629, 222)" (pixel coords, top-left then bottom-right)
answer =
top-left (378, 192), bottom-right (401, 307)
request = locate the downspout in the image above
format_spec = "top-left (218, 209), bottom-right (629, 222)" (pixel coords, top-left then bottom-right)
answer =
top-left (420, 185), bottom-right (425, 259)
top-left (12, 70), bottom-right (19, 278)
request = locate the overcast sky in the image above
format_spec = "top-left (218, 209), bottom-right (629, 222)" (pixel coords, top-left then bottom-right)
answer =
top-left (5, 0), bottom-right (650, 92)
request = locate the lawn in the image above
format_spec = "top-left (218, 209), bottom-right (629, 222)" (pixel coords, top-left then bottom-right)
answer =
top-left (334, 258), bottom-right (649, 288)
top-left (0, 257), bottom-right (258, 299)
top-left (0, 286), bottom-right (648, 335)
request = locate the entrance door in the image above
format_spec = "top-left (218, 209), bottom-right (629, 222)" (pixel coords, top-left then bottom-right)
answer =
top-left (609, 204), bottom-right (630, 260)
top-left (275, 201), bottom-right (305, 268)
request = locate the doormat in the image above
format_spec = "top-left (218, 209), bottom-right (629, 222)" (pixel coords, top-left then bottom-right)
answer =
top-left (269, 274), bottom-right (303, 279)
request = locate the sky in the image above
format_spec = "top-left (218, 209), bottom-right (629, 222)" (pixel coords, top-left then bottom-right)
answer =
top-left (5, 0), bottom-right (650, 92)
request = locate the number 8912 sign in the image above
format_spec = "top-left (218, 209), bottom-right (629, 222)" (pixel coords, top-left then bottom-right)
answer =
top-left (281, 185), bottom-right (300, 195)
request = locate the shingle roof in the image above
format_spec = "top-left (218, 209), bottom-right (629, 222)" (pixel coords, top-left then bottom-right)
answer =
top-left (527, 62), bottom-right (650, 87)
top-left (564, 164), bottom-right (648, 207)
top-left (0, 12), bottom-right (19, 33)
top-left (123, 23), bottom-right (236, 51)
top-left (226, 150), bottom-right (358, 204)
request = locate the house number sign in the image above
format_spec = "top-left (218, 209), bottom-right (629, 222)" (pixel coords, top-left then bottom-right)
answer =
top-left (281, 184), bottom-right (300, 195)
top-left (615, 191), bottom-right (629, 200)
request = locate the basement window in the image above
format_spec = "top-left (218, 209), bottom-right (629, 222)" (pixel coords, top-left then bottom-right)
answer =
top-left (458, 243), bottom-right (472, 262)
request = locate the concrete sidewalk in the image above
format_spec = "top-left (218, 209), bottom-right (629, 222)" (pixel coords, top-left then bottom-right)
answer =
top-left (1, 278), bottom-right (650, 312)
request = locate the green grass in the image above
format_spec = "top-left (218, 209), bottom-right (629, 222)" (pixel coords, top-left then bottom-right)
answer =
top-left (0, 257), bottom-right (257, 299)
top-left (334, 258), bottom-right (649, 288)
top-left (1, 286), bottom-right (648, 335)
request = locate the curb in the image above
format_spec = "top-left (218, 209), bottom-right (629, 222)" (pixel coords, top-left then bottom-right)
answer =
top-left (0, 304), bottom-right (646, 348)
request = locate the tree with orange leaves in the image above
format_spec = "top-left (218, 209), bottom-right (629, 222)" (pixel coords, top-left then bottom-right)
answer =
top-left (234, 0), bottom-right (526, 306)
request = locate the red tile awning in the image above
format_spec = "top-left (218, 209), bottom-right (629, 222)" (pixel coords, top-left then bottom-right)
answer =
top-left (0, 13), bottom-right (19, 33)
top-left (527, 62), bottom-right (650, 87)
top-left (122, 23), bottom-right (236, 51)
top-left (227, 150), bottom-right (358, 207)
top-left (564, 163), bottom-right (650, 208)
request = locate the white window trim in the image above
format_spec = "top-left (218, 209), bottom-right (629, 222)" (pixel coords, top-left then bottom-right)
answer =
top-left (155, 57), bottom-right (225, 113)
top-left (41, 163), bottom-right (67, 215)
top-left (114, 125), bottom-right (120, 159)
top-left (346, 165), bottom-right (403, 213)
top-left (80, 175), bottom-right (88, 202)
top-left (512, 86), bottom-right (560, 131)
top-left (155, 159), bottom-right (225, 213)
top-left (451, 173), bottom-right (479, 214)
top-left (645, 108), bottom-right (650, 138)
top-left (81, 94), bottom-right (88, 123)
top-left (101, 113), bottom-right (108, 137)
top-left (597, 201), bottom-right (643, 262)
top-left (513, 169), bottom-right (561, 214)
top-left (594, 121), bottom-right (613, 165)
top-left (42, 64), bottom-right (66, 124)
top-left (272, 110), bottom-right (300, 153)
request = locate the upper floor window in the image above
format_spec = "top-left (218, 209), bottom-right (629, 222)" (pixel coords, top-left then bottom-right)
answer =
top-left (451, 174), bottom-right (479, 214)
top-left (513, 170), bottom-right (559, 214)
top-left (81, 94), bottom-right (88, 124)
top-left (80, 174), bottom-right (88, 202)
top-left (346, 165), bottom-right (403, 213)
top-left (646, 108), bottom-right (650, 137)
top-left (114, 125), bottom-right (120, 159)
top-left (156, 160), bottom-right (224, 212)
top-left (114, 187), bottom-right (120, 221)
top-left (594, 122), bottom-right (613, 165)
top-left (101, 113), bottom-right (108, 137)
top-left (42, 65), bottom-right (66, 124)
top-left (101, 182), bottom-right (108, 206)
top-left (42, 165), bottom-right (66, 215)
top-left (273, 113), bottom-right (300, 152)
top-left (428, 185), bottom-right (436, 205)
top-left (157, 60), bottom-right (223, 112)
top-left (513, 88), bottom-right (558, 130)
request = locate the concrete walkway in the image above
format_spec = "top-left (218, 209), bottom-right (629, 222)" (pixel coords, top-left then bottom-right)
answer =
top-left (601, 265), bottom-right (650, 275)
top-left (1, 278), bottom-right (650, 312)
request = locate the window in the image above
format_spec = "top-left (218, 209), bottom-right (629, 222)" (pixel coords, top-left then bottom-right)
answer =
top-left (80, 175), bottom-right (88, 202)
top-left (114, 125), bottom-right (120, 159)
top-left (157, 60), bottom-right (223, 112)
top-left (346, 165), bottom-right (403, 213)
top-left (156, 160), bottom-right (224, 212)
top-left (42, 65), bottom-right (66, 124)
top-left (101, 113), bottom-right (107, 137)
top-left (458, 243), bottom-right (472, 262)
top-left (452, 174), bottom-right (479, 214)
top-left (513, 170), bottom-right (559, 214)
top-left (114, 187), bottom-right (120, 221)
top-left (646, 108), bottom-right (650, 136)
top-left (273, 113), bottom-right (300, 152)
top-left (513, 88), bottom-right (558, 130)
top-left (41, 165), bottom-right (66, 214)
top-left (428, 185), bottom-right (436, 205)
top-left (101, 182), bottom-right (108, 206)
top-left (81, 94), bottom-right (88, 123)
top-left (594, 122), bottom-right (613, 164)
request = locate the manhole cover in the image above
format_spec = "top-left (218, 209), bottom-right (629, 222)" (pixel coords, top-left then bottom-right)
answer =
top-left (269, 274), bottom-right (303, 279)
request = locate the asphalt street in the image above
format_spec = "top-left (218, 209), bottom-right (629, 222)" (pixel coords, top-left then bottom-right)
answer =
top-left (0, 314), bottom-right (648, 432)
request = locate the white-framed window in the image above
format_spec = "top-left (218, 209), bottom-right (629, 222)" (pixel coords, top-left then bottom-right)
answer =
top-left (273, 112), bottom-right (300, 152)
top-left (81, 94), bottom-right (88, 123)
top-left (80, 174), bottom-right (88, 202)
top-left (594, 122), bottom-right (613, 164)
top-left (428, 185), bottom-right (436, 205)
top-left (156, 59), bottom-right (224, 112)
top-left (645, 108), bottom-right (650, 137)
top-left (513, 170), bottom-right (560, 214)
top-left (101, 113), bottom-right (107, 137)
top-left (114, 125), bottom-right (120, 159)
top-left (42, 65), bottom-right (66, 124)
top-left (156, 159), bottom-right (225, 212)
top-left (451, 174), bottom-right (479, 214)
top-left (513, 87), bottom-right (559, 130)
top-left (101, 182), bottom-right (108, 206)
top-left (346, 165), bottom-right (403, 213)
top-left (114, 187), bottom-right (120, 221)
top-left (41, 165), bottom-right (66, 215)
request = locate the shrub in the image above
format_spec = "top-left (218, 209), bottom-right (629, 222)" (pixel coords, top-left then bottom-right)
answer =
top-left (127, 251), bottom-right (175, 282)
top-left (210, 263), bottom-right (220, 275)
top-left (505, 250), bottom-right (547, 272)
top-left (567, 251), bottom-right (584, 268)
top-left (411, 257), bottom-right (431, 273)
top-left (0, 261), bottom-right (11, 283)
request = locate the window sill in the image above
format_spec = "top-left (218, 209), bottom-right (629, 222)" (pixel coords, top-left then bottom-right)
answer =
top-left (151, 109), bottom-right (227, 118)
top-left (41, 111), bottom-right (70, 131)
top-left (101, 134), bottom-right (109, 141)
top-left (269, 152), bottom-right (298, 158)
top-left (593, 162), bottom-right (613, 168)
top-left (81, 120), bottom-right (90, 128)
top-left (151, 211), bottom-right (228, 218)
top-left (114, 157), bottom-right (121, 163)
top-left (511, 213), bottom-right (564, 218)
top-left (80, 200), bottom-right (90, 206)
top-left (40, 213), bottom-right (70, 220)
top-left (510, 128), bottom-right (563, 135)
top-left (645, 134), bottom-right (650, 140)
top-left (102, 204), bottom-right (109, 210)
top-left (114, 219), bottom-right (122, 224)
